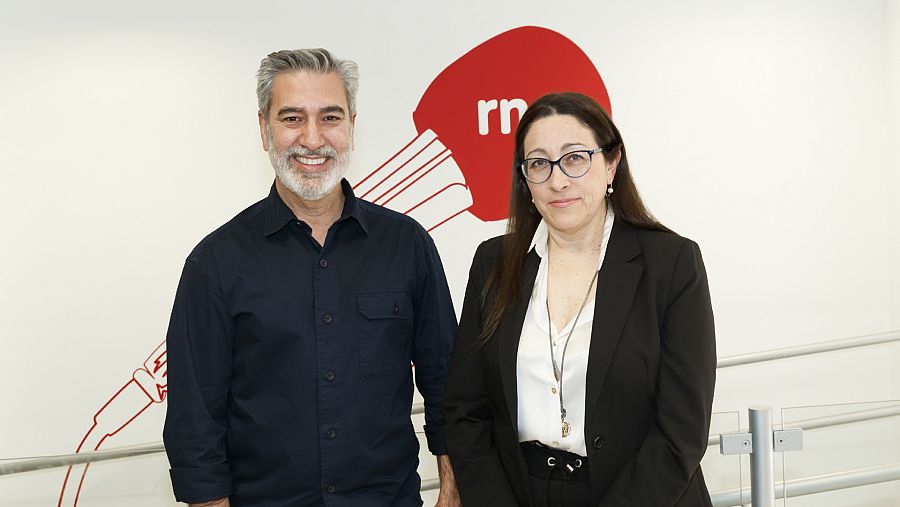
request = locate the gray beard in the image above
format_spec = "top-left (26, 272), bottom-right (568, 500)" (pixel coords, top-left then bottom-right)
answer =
top-left (267, 127), bottom-right (352, 201)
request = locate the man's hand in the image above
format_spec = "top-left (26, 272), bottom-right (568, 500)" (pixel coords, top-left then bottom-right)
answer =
top-left (189, 499), bottom-right (230, 507)
top-left (435, 454), bottom-right (461, 507)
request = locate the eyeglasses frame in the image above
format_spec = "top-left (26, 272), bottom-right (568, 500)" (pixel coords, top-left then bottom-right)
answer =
top-left (518, 148), bottom-right (605, 184)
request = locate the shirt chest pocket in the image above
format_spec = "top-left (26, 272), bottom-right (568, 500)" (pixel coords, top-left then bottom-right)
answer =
top-left (356, 290), bottom-right (414, 378)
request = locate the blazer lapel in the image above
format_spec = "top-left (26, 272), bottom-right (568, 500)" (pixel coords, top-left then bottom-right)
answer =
top-left (496, 249), bottom-right (539, 507)
top-left (497, 249), bottom-right (540, 433)
top-left (585, 220), bottom-right (643, 427)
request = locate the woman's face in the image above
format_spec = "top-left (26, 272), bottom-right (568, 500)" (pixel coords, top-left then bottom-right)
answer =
top-left (523, 114), bottom-right (617, 237)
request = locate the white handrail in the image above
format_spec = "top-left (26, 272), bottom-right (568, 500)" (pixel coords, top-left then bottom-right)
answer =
top-left (711, 463), bottom-right (900, 506)
top-left (0, 443), bottom-right (164, 476)
top-left (716, 330), bottom-right (900, 368)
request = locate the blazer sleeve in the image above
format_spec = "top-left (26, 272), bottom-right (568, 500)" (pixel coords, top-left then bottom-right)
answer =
top-left (443, 241), bottom-right (520, 507)
top-left (599, 240), bottom-right (716, 507)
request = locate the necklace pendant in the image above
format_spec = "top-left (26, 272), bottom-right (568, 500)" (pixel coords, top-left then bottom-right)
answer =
top-left (561, 421), bottom-right (571, 438)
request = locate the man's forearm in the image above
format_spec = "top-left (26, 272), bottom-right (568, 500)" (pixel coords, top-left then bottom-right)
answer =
top-left (435, 454), bottom-right (460, 507)
top-left (437, 454), bottom-right (454, 482)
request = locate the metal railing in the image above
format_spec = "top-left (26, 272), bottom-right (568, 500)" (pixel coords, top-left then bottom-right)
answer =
top-left (714, 404), bottom-right (900, 507)
top-left (715, 330), bottom-right (900, 368)
top-left (3, 329), bottom-right (899, 504)
top-left (711, 463), bottom-right (900, 507)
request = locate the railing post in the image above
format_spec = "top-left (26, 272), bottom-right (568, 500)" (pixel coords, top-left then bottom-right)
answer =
top-left (749, 405), bottom-right (776, 506)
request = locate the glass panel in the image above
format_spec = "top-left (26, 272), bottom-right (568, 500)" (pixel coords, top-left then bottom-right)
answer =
top-left (781, 400), bottom-right (900, 506)
top-left (704, 410), bottom-right (747, 506)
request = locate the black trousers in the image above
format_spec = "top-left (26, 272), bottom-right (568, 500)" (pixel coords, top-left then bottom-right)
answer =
top-left (521, 442), bottom-right (591, 507)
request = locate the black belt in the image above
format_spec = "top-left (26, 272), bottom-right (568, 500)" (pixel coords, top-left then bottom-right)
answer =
top-left (520, 441), bottom-right (590, 481)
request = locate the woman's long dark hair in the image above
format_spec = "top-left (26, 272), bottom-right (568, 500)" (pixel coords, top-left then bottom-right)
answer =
top-left (479, 92), bottom-right (670, 342)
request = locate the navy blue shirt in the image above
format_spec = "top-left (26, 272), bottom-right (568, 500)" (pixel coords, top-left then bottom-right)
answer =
top-left (163, 180), bottom-right (456, 506)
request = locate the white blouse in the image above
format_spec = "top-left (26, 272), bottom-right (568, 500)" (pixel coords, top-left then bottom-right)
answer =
top-left (516, 206), bottom-right (615, 456)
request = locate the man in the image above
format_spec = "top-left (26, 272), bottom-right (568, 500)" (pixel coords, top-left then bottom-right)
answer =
top-left (163, 48), bottom-right (459, 507)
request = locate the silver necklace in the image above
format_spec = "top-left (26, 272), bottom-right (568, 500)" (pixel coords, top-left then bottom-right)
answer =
top-left (545, 249), bottom-right (599, 438)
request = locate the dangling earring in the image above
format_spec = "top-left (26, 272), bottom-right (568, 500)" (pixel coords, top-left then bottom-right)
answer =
top-left (605, 183), bottom-right (614, 197)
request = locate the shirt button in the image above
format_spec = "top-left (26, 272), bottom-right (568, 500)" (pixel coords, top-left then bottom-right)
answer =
top-left (327, 484), bottom-right (336, 494)
top-left (323, 314), bottom-right (333, 324)
top-left (593, 436), bottom-right (605, 449)
top-left (551, 387), bottom-right (557, 394)
top-left (325, 371), bottom-right (336, 381)
top-left (319, 259), bottom-right (328, 268)
top-left (393, 304), bottom-right (400, 314)
top-left (327, 428), bottom-right (337, 439)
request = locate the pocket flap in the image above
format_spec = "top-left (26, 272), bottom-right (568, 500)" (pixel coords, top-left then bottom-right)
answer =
top-left (357, 291), bottom-right (413, 319)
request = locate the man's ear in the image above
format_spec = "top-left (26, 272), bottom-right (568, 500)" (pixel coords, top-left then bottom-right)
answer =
top-left (349, 113), bottom-right (357, 149)
top-left (258, 111), bottom-right (270, 151)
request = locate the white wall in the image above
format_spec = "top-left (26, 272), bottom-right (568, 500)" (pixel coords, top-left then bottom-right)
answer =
top-left (0, 0), bottom-right (898, 504)
top-left (888, 0), bottom-right (900, 330)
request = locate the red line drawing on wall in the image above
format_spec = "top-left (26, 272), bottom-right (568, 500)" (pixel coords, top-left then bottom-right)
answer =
top-left (58, 342), bottom-right (167, 506)
top-left (58, 25), bottom-right (610, 505)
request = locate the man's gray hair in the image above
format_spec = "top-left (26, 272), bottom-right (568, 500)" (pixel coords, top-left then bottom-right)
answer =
top-left (256, 48), bottom-right (359, 121)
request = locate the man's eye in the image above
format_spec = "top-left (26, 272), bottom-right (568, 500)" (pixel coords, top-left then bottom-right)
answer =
top-left (282, 116), bottom-right (301, 123)
top-left (322, 115), bottom-right (342, 122)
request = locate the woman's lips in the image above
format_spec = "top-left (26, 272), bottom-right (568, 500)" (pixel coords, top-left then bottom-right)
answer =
top-left (548, 198), bottom-right (578, 208)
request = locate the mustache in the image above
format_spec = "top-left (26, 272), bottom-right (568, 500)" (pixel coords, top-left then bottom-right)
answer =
top-left (282, 145), bottom-right (338, 158)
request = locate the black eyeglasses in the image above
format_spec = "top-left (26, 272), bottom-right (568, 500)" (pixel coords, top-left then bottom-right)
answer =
top-left (519, 148), bottom-right (603, 184)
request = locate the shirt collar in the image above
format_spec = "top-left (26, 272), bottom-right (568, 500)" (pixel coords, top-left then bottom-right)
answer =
top-left (264, 178), bottom-right (369, 236)
top-left (528, 205), bottom-right (616, 268)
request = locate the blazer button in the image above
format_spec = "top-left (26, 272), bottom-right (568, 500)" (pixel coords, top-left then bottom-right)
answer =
top-left (323, 314), bottom-right (333, 324)
top-left (592, 436), bottom-right (605, 449)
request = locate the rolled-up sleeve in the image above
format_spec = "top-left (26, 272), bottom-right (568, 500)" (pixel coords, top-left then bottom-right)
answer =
top-left (163, 251), bottom-right (234, 503)
top-left (411, 228), bottom-right (457, 456)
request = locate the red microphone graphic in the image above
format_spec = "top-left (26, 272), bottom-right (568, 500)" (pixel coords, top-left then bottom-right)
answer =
top-left (354, 25), bottom-right (611, 230)
top-left (58, 342), bottom-right (167, 506)
top-left (59, 26), bottom-right (610, 505)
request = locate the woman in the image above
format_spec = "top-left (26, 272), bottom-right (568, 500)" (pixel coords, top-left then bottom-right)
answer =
top-left (443, 92), bottom-right (716, 507)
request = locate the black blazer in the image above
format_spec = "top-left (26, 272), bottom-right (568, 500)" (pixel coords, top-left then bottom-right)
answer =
top-left (444, 220), bottom-right (716, 507)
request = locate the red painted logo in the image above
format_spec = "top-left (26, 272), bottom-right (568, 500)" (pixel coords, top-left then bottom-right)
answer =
top-left (355, 26), bottom-right (610, 230)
